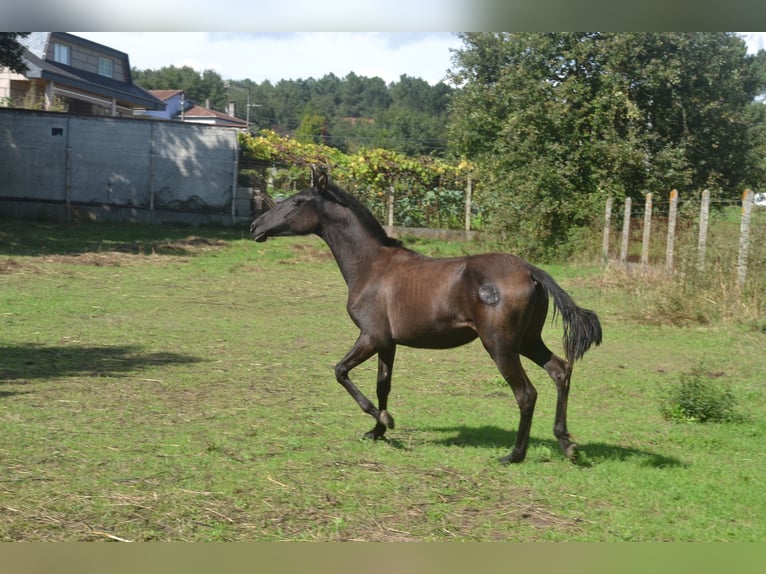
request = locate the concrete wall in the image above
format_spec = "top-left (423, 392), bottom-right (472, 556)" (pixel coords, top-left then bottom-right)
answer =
top-left (0, 108), bottom-right (243, 225)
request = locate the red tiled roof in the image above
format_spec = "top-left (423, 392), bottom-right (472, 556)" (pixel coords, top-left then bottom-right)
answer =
top-left (149, 89), bottom-right (183, 101)
top-left (179, 104), bottom-right (247, 127)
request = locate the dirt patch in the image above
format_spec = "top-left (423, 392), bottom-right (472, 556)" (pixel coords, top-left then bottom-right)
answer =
top-left (112, 236), bottom-right (229, 255)
top-left (279, 242), bottom-right (334, 265)
top-left (45, 252), bottom-right (139, 267)
top-left (0, 236), bottom-right (230, 273)
top-left (0, 258), bottom-right (29, 274)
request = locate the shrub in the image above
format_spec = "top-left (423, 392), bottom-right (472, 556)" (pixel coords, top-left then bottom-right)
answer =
top-left (660, 369), bottom-right (742, 423)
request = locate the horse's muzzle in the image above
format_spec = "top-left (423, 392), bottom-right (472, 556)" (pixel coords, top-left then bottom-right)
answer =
top-left (249, 221), bottom-right (266, 242)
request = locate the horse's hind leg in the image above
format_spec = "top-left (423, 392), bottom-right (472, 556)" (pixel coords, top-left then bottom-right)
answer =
top-left (522, 339), bottom-right (577, 461)
top-left (365, 344), bottom-right (396, 440)
top-left (485, 348), bottom-right (538, 464)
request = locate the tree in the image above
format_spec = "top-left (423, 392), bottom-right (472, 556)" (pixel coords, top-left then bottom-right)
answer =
top-left (448, 32), bottom-right (766, 259)
top-left (338, 72), bottom-right (391, 117)
top-left (132, 65), bottom-right (228, 110)
top-left (295, 110), bottom-right (328, 145)
top-left (133, 66), bottom-right (455, 157)
top-left (0, 33), bottom-right (30, 74)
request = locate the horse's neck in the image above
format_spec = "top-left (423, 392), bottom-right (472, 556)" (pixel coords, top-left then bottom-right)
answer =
top-left (320, 218), bottom-right (387, 288)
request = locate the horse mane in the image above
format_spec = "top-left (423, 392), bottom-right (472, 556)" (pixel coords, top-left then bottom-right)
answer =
top-left (322, 181), bottom-right (404, 248)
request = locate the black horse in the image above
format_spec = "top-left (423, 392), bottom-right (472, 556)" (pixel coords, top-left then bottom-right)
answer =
top-left (250, 170), bottom-right (602, 463)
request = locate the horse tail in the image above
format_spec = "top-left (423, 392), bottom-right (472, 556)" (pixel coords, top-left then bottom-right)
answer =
top-left (528, 264), bottom-right (602, 363)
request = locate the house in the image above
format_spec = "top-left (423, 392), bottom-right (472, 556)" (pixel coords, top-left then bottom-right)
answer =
top-left (146, 89), bottom-right (247, 129)
top-left (143, 89), bottom-right (186, 120)
top-left (176, 101), bottom-right (248, 129)
top-left (0, 32), bottom-right (164, 117)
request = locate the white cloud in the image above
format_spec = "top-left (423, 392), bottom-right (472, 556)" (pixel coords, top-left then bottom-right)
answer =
top-left (76, 32), bottom-right (463, 85)
top-left (740, 32), bottom-right (766, 53)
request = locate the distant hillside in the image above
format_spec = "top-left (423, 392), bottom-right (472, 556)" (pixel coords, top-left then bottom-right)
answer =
top-left (133, 66), bottom-right (455, 157)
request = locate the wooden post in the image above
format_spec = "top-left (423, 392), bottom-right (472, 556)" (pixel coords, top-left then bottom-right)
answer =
top-left (231, 135), bottom-right (239, 224)
top-left (641, 193), bottom-right (653, 268)
top-left (464, 174), bottom-right (473, 232)
top-left (665, 189), bottom-right (679, 272)
top-left (602, 196), bottom-right (613, 263)
top-left (737, 189), bottom-right (754, 289)
top-left (65, 145), bottom-right (72, 222)
top-left (64, 114), bottom-right (71, 221)
top-left (387, 184), bottom-right (395, 227)
top-left (697, 189), bottom-right (710, 270)
top-left (149, 122), bottom-right (156, 213)
top-left (619, 197), bottom-right (631, 265)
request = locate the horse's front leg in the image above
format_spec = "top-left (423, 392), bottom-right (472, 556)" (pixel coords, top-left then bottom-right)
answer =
top-left (334, 333), bottom-right (395, 436)
top-left (365, 344), bottom-right (397, 440)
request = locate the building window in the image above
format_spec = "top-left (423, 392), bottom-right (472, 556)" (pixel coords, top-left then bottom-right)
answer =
top-left (53, 43), bottom-right (70, 65)
top-left (98, 57), bottom-right (114, 78)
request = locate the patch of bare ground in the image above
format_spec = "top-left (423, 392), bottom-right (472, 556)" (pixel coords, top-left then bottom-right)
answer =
top-left (0, 258), bottom-right (30, 274)
top-left (109, 236), bottom-right (228, 256)
top-left (0, 237), bottom-right (230, 273)
top-left (280, 242), bottom-right (335, 264)
top-left (284, 462), bottom-right (586, 542)
top-left (143, 236), bottom-right (229, 255)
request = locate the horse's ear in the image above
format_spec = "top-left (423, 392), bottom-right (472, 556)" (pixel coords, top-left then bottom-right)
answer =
top-left (317, 170), bottom-right (329, 193)
top-left (314, 169), bottom-right (348, 206)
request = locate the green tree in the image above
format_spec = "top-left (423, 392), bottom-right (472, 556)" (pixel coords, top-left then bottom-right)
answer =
top-left (338, 72), bottom-right (391, 117)
top-left (133, 66), bottom-right (454, 158)
top-left (295, 110), bottom-right (328, 145)
top-left (373, 75), bottom-right (452, 156)
top-left (0, 33), bottom-right (29, 74)
top-left (132, 65), bottom-right (228, 110)
top-left (448, 32), bottom-right (766, 259)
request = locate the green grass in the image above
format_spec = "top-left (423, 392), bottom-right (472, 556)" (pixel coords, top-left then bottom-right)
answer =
top-left (1, 220), bottom-right (764, 541)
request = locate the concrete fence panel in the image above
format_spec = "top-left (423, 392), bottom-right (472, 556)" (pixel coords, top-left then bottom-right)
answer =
top-left (0, 108), bottom-right (239, 225)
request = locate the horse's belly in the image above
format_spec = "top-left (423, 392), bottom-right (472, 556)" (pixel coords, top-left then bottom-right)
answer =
top-left (393, 324), bottom-right (478, 349)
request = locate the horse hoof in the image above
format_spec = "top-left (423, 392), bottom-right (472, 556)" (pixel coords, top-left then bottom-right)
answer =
top-left (379, 410), bottom-right (395, 430)
top-left (499, 450), bottom-right (525, 464)
top-left (564, 443), bottom-right (578, 462)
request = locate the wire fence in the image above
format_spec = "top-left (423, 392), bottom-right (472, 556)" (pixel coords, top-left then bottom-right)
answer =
top-left (602, 189), bottom-right (764, 289)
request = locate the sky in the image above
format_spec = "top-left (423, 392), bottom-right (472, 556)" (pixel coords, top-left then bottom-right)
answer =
top-left (74, 32), bottom-right (766, 88)
top-left (75, 32), bottom-right (464, 86)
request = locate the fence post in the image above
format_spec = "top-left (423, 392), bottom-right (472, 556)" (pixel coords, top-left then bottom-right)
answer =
top-left (619, 197), bottom-right (631, 265)
top-left (149, 122), bottom-right (156, 213)
top-left (697, 189), bottom-right (710, 270)
top-left (641, 193), bottom-right (653, 268)
top-left (737, 189), bottom-right (754, 290)
top-left (602, 196), bottom-right (613, 263)
top-left (387, 184), bottom-right (395, 227)
top-left (149, 153), bottom-right (156, 212)
top-left (464, 174), bottom-right (473, 232)
top-left (64, 115), bottom-right (72, 222)
top-left (231, 134), bottom-right (239, 224)
top-left (65, 145), bottom-right (72, 222)
top-left (665, 189), bottom-right (679, 272)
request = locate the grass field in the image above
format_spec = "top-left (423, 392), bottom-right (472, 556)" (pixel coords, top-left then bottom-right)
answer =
top-left (1, 220), bottom-right (764, 541)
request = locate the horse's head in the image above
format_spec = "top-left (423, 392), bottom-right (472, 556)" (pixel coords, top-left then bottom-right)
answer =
top-left (250, 169), bottom-right (346, 242)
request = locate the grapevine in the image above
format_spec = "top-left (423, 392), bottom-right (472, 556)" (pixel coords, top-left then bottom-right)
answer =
top-left (239, 130), bottom-right (478, 228)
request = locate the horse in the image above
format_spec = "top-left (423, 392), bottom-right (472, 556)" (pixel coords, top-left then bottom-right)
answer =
top-left (250, 170), bottom-right (602, 463)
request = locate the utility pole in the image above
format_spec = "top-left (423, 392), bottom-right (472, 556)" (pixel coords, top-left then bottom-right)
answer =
top-left (246, 87), bottom-right (260, 132)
